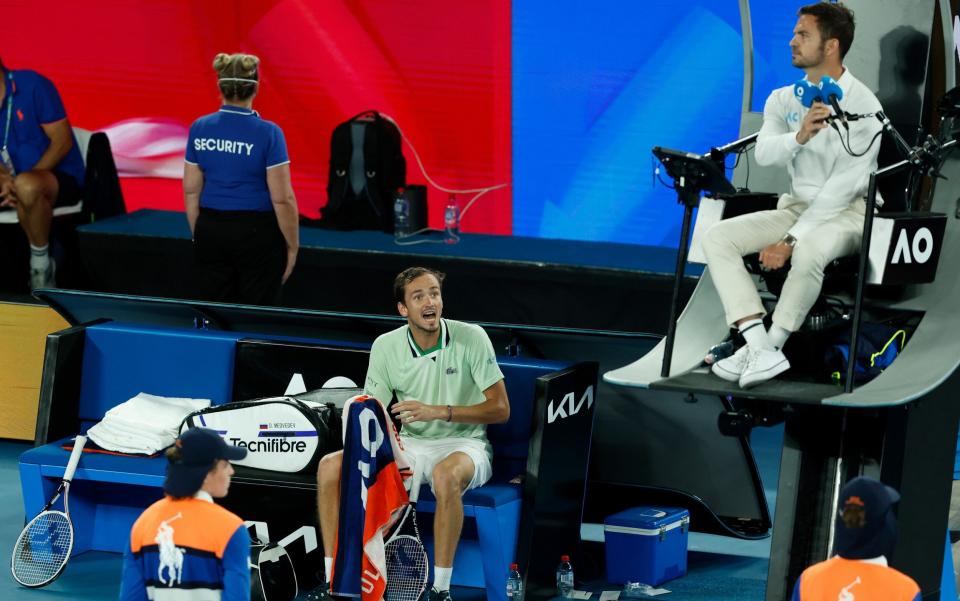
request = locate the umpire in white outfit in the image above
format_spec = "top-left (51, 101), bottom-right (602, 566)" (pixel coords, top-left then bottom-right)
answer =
top-left (702, 2), bottom-right (883, 388)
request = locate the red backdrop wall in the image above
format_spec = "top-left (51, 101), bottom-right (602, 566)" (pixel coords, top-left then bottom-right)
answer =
top-left (5, 1), bottom-right (511, 233)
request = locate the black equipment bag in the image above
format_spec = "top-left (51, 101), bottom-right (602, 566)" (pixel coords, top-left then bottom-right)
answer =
top-left (181, 397), bottom-right (342, 473)
top-left (321, 110), bottom-right (406, 232)
top-left (84, 131), bottom-right (126, 221)
top-left (249, 530), bottom-right (298, 601)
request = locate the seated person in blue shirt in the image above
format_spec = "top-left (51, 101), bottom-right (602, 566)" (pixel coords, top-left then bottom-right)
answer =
top-left (184, 52), bottom-right (299, 306)
top-left (0, 57), bottom-right (85, 289)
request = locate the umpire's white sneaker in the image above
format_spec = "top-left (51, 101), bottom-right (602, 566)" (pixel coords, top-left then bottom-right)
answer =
top-left (739, 347), bottom-right (790, 388)
top-left (711, 345), bottom-right (751, 382)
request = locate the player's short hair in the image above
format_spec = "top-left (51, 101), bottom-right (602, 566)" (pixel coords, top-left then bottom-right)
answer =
top-left (799, 2), bottom-right (856, 59)
top-left (394, 267), bottom-right (446, 305)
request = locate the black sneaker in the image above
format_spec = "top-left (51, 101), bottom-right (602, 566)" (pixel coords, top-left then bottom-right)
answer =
top-left (428, 588), bottom-right (453, 601)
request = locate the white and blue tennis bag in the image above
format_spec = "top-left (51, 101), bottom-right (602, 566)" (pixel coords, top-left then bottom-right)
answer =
top-left (181, 396), bottom-right (342, 473)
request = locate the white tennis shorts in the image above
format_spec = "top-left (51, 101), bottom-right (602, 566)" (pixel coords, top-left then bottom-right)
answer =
top-left (400, 436), bottom-right (493, 493)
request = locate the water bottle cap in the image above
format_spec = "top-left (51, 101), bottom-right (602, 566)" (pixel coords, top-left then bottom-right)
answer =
top-left (560, 555), bottom-right (570, 561)
top-left (510, 563), bottom-right (518, 570)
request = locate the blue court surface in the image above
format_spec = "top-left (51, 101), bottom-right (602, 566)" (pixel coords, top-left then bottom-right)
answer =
top-left (0, 430), bottom-right (775, 601)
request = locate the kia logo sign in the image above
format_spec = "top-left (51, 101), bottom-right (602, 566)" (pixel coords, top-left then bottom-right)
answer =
top-left (547, 386), bottom-right (594, 424)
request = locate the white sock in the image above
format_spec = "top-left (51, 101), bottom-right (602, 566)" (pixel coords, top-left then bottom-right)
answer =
top-left (434, 566), bottom-right (453, 591)
top-left (324, 556), bottom-right (333, 584)
top-left (739, 318), bottom-right (772, 350)
top-left (768, 325), bottom-right (791, 350)
top-left (29, 244), bottom-right (49, 270)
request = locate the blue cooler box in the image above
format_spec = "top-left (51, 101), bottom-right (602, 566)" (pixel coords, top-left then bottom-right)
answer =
top-left (604, 507), bottom-right (689, 586)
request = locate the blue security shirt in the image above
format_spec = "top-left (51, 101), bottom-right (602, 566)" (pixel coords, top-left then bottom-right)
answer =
top-left (185, 106), bottom-right (290, 212)
top-left (0, 70), bottom-right (85, 185)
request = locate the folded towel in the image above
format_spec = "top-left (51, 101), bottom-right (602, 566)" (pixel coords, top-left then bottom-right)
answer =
top-left (87, 420), bottom-right (169, 452)
top-left (88, 392), bottom-right (211, 455)
top-left (105, 392), bottom-right (210, 429)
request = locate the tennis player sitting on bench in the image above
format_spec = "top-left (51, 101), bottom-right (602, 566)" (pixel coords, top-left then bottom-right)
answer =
top-left (312, 267), bottom-right (510, 601)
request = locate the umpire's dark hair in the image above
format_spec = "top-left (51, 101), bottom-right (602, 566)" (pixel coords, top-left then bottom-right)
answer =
top-left (394, 267), bottom-right (446, 305)
top-left (799, 2), bottom-right (855, 59)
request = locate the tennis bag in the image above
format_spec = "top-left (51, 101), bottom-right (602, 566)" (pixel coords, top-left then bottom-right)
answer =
top-left (181, 397), bottom-right (342, 473)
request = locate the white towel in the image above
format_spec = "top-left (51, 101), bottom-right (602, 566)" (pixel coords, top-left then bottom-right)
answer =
top-left (87, 392), bottom-right (210, 454)
top-left (105, 392), bottom-right (209, 427)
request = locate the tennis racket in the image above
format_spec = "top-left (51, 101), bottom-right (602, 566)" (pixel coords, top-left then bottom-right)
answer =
top-left (11, 435), bottom-right (87, 587)
top-left (384, 470), bottom-right (428, 601)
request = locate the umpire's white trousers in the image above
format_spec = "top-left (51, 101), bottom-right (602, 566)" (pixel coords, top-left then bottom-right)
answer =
top-left (701, 194), bottom-right (865, 332)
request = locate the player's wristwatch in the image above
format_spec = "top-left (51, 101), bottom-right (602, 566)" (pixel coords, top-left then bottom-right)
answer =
top-left (781, 233), bottom-right (798, 247)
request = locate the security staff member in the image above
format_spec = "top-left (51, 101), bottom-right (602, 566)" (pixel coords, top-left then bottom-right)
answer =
top-left (183, 52), bottom-right (298, 305)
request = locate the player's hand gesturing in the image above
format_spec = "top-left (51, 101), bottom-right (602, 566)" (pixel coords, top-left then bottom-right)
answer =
top-left (391, 400), bottom-right (442, 424)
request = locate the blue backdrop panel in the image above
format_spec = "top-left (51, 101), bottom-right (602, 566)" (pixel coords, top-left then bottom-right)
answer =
top-left (750, 0), bottom-right (814, 112)
top-left (512, 1), bottom-right (743, 246)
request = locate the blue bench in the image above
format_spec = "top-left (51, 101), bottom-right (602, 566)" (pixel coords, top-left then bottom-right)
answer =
top-left (20, 320), bottom-right (569, 601)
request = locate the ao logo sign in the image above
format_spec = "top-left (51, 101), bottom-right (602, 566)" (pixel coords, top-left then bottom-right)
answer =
top-left (356, 407), bottom-right (384, 509)
top-left (547, 385), bottom-right (594, 424)
top-left (891, 227), bottom-right (933, 264)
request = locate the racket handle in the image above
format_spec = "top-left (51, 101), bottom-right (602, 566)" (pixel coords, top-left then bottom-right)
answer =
top-left (408, 468), bottom-right (423, 503)
top-left (63, 435), bottom-right (87, 482)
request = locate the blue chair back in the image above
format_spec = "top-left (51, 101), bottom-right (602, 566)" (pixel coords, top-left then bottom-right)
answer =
top-left (487, 358), bottom-right (567, 482)
top-left (77, 323), bottom-right (238, 428)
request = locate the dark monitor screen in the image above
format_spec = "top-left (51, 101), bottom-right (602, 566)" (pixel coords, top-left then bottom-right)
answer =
top-left (652, 146), bottom-right (736, 197)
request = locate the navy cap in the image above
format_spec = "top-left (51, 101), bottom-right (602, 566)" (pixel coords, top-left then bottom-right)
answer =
top-left (164, 427), bottom-right (246, 498)
top-left (834, 476), bottom-right (900, 560)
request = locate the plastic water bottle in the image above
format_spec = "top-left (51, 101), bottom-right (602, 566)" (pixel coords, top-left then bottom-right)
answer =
top-left (506, 562), bottom-right (523, 601)
top-left (704, 340), bottom-right (735, 365)
top-left (556, 555), bottom-right (574, 598)
top-left (393, 187), bottom-right (410, 238)
top-left (443, 194), bottom-right (460, 244)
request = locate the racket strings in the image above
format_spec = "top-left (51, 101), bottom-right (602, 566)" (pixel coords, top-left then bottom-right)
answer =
top-left (385, 535), bottom-right (429, 601)
top-left (12, 512), bottom-right (73, 586)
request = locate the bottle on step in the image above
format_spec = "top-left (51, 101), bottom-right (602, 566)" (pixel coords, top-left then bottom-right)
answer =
top-left (506, 562), bottom-right (523, 601)
top-left (393, 187), bottom-right (410, 238)
top-left (443, 194), bottom-right (460, 244)
top-left (556, 555), bottom-right (574, 598)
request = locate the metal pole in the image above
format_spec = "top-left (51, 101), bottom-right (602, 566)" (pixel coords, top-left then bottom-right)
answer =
top-left (710, 132), bottom-right (759, 158)
top-left (844, 173), bottom-right (878, 393)
top-left (661, 199), bottom-right (695, 378)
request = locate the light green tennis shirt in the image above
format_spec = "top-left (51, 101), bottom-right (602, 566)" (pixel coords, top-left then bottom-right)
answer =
top-left (363, 319), bottom-right (504, 445)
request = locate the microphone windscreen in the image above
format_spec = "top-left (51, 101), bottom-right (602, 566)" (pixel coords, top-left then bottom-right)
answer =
top-left (819, 76), bottom-right (844, 101)
top-left (793, 79), bottom-right (822, 108)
